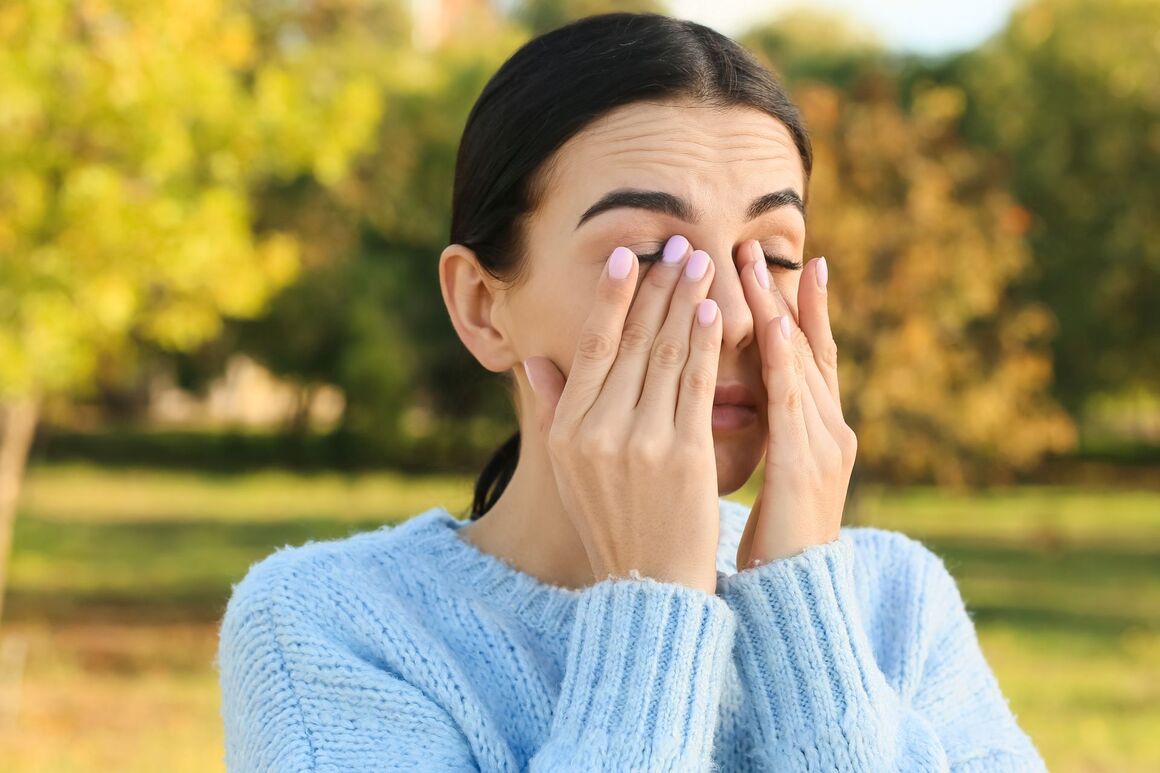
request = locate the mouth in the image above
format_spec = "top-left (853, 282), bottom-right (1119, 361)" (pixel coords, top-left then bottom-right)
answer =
top-left (712, 382), bottom-right (757, 409)
top-left (712, 383), bottom-right (758, 431)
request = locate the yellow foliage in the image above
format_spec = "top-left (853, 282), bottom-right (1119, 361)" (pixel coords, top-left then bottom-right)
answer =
top-left (796, 80), bottom-right (1076, 483)
top-left (0, 0), bottom-right (396, 400)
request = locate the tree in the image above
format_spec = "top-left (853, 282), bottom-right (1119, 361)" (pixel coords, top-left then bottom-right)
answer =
top-left (954, 0), bottom-right (1160, 412)
top-left (233, 19), bottom-right (529, 450)
top-left (513, 0), bottom-right (664, 35)
top-left (0, 0), bottom-right (395, 625)
top-left (743, 18), bottom-right (1076, 483)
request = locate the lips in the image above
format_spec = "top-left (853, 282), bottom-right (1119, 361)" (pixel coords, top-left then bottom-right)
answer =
top-left (713, 382), bottom-right (757, 408)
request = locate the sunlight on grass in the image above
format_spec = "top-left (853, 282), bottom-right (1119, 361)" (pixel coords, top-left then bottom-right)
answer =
top-left (1, 464), bottom-right (1157, 772)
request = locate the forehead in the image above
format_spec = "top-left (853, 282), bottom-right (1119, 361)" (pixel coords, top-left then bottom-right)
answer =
top-left (540, 99), bottom-right (805, 221)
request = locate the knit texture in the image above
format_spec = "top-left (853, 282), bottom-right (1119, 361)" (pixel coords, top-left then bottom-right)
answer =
top-left (216, 498), bottom-right (1047, 772)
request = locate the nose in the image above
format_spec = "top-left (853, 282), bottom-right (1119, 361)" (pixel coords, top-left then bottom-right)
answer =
top-left (704, 243), bottom-right (756, 352)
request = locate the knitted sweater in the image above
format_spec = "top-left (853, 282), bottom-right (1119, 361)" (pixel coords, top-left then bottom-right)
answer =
top-left (216, 497), bottom-right (1047, 772)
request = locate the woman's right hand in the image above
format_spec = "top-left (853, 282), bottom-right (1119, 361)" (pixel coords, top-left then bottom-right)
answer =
top-left (521, 235), bottom-right (724, 595)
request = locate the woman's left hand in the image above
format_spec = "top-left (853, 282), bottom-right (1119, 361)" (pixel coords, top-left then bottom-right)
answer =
top-left (735, 242), bottom-right (858, 569)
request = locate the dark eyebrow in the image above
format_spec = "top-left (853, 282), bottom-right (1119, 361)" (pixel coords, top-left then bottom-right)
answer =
top-left (574, 187), bottom-right (805, 231)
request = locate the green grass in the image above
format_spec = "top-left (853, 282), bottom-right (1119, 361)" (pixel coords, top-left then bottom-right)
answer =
top-left (1, 464), bottom-right (1157, 771)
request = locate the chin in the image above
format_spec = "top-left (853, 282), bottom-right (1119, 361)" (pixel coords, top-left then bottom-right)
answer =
top-left (713, 431), bottom-right (765, 495)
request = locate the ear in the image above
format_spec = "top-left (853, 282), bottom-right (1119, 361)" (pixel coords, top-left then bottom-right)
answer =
top-left (438, 243), bottom-right (515, 373)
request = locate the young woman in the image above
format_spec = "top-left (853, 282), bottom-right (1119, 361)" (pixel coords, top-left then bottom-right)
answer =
top-left (218, 13), bottom-right (1047, 772)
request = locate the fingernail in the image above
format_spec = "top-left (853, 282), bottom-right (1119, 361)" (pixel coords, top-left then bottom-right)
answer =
top-left (779, 315), bottom-right (791, 340)
top-left (522, 359), bottom-right (539, 396)
top-left (608, 246), bottom-right (633, 279)
top-left (696, 299), bottom-right (718, 327)
top-left (753, 261), bottom-right (770, 289)
top-left (685, 249), bottom-right (710, 280)
top-left (816, 256), bottom-right (828, 289)
top-left (662, 234), bottom-right (689, 264)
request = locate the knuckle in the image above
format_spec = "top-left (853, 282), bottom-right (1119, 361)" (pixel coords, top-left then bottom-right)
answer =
top-left (817, 336), bottom-right (839, 370)
top-left (627, 434), bottom-right (663, 465)
top-left (650, 336), bottom-right (685, 368)
top-left (792, 327), bottom-right (812, 358)
top-left (682, 365), bottom-right (716, 397)
top-left (818, 439), bottom-right (843, 474)
top-left (771, 382), bottom-right (801, 412)
top-left (618, 319), bottom-right (653, 353)
top-left (789, 350), bottom-right (805, 380)
top-left (577, 329), bottom-right (616, 362)
top-left (839, 424), bottom-right (858, 459)
top-left (578, 429), bottom-right (617, 460)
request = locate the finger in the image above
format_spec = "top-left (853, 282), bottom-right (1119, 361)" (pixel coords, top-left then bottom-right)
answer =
top-left (761, 314), bottom-right (810, 470)
top-left (522, 355), bottom-right (566, 435)
top-left (760, 306), bottom-right (825, 452)
top-left (738, 239), bottom-right (779, 351)
top-left (796, 256), bottom-right (841, 404)
top-left (637, 249), bottom-right (716, 428)
top-left (591, 235), bottom-right (692, 420)
top-left (674, 297), bottom-right (723, 436)
top-left (740, 243), bottom-right (828, 445)
top-left (552, 245), bottom-right (639, 435)
top-left (769, 283), bottom-right (844, 445)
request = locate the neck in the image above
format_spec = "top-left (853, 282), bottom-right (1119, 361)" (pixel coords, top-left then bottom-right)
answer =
top-left (458, 422), bottom-right (598, 590)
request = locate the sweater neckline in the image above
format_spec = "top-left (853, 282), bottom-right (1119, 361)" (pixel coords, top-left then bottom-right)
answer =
top-left (400, 506), bottom-right (589, 635)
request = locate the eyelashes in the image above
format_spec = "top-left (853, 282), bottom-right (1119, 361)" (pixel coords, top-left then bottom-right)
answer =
top-left (635, 246), bottom-right (803, 272)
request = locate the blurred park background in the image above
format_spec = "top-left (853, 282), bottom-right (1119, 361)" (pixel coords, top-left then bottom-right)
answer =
top-left (0, 0), bottom-right (1157, 770)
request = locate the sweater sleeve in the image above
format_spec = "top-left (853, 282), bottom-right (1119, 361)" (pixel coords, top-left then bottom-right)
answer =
top-left (528, 573), bottom-right (738, 771)
top-left (218, 556), bottom-right (738, 772)
top-left (716, 535), bottom-right (1047, 772)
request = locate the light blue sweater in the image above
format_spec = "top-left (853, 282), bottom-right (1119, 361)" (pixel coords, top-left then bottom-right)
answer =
top-left (216, 497), bottom-right (1047, 771)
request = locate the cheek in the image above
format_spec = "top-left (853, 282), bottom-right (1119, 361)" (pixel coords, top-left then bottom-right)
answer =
top-left (519, 270), bottom-right (595, 376)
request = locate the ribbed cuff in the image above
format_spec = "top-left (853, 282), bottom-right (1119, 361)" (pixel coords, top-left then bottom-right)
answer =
top-left (717, 536), bottom-right (899, 764)
top-left (542, 575), bottom-right (737, 771)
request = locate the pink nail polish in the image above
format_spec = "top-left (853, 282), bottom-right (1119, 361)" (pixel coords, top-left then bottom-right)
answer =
top-left (662, 234), bottom-right (689, 264)
top-left (696, 299), bottom-right (717, 327)
top-left (816, 256), bottom-right (828, 289)
top-left (753, 261), bottom-right (770, 290)
top-left (685, 250), bottom-right (710, 281)
top-left (608, 246), bottom-right (633, 279)
top-left (779, 315), bottom-right (791, 340)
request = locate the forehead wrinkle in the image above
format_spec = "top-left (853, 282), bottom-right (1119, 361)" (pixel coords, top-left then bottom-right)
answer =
top-left (577, 106), bottom-right (792, 149)
top-left (595, 145), bottom-right (798, 168)
top-left (541, 104), bottom-right (803, 220)
top-left (579, 127), bottom-right (799, 172)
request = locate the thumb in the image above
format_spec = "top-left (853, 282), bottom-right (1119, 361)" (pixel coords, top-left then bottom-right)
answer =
top-left (522, 356), bottom-right (566, 434)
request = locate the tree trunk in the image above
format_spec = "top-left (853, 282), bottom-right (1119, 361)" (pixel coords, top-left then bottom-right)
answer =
top-left (0, 398), bottom-right (39, 629)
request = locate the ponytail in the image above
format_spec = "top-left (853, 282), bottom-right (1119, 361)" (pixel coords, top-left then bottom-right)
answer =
top-left (469, 429), bottom-right (520, 519)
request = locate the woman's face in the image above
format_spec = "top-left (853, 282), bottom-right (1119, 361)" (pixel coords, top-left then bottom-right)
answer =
top-left (497, 98), bottom-right (807, 494)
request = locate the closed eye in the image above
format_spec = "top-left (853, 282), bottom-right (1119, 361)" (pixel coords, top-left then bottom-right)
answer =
top-left (635, 246), bottom-right (802, 272)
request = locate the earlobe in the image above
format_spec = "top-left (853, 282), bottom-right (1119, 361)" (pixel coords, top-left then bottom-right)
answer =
top-left (438, 243), bottom-right (515, 374)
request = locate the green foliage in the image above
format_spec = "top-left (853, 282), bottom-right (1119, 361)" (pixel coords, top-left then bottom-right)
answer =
top-left (513, 0), bottom-right (664, 35)
top-left (233, 26), bottom-right (529, 437)
top-left (9, 0), bottom-right (1149, 481)
top-left (954, 0), bottom-right (1160, 410)
top-left (743, 16), bottom-right (1076, 483)
top-left (0, 0), bottom-right (398, 400)
top-left (740, 8), bottom-right (889, 87)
